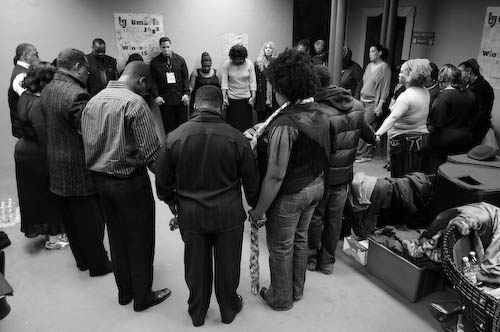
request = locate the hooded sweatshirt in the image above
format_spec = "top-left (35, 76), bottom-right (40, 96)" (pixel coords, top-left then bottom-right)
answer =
top-left (316, 86), bottom-right (376, 185)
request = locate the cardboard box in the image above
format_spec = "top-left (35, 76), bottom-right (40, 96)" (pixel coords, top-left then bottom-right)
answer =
top-left (367, 238), bottom-right (444, 302)
top-left (342, 236), bottom-right (369, 266)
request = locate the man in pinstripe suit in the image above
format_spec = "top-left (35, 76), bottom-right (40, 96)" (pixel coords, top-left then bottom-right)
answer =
top-left (82, 61), bottom-right (170, 312)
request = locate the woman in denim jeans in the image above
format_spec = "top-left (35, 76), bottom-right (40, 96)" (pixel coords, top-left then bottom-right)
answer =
top-left (249, 49), bottom-right (330, 311)
top-left (375, 59), bottom-right (432, 177)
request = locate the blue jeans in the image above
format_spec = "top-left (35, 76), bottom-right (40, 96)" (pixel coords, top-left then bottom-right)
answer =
top-left (357, 101), bottom-right (379, 159)
top-left (263, 175), bottom-right (324, 310)
top-left (308, 183), bottom-right (348, 269)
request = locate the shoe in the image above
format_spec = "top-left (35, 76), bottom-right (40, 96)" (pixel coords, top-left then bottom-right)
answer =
top-left (89, 261), bottom-right (113, 277)
top-left (45, 240), bottom-right (69, 250)
top-left (307, 260), bottom-right (317, 271)
top-left (119, 294), bottom-right (133, 305)
top-left (57, 234), bottom-right (69, 242)
top-left (259, 287), bottom-right (293, 311)
top-left (319, 264), bottom-right (334, 275)
top-left (134, 288), bottom-right (171, 312)
top-left (222, 295), bottom-right (243, 324)
top-left (354, 157), bottom-right (372, 163)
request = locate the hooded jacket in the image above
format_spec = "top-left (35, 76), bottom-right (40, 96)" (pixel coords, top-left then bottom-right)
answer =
top-left (316, 86), bottom-right (376, 185)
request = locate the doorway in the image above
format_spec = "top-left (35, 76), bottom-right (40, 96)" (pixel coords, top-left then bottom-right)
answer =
top-left (293, 0), bottom-right (331, 55)
top-left (363, 15), bottom-right (407, 69)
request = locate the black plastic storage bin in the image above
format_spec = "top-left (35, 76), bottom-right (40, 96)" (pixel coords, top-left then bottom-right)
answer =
top-left (367, 238), bottom-right (444, 302)
top-left (430, 155), bottom-right (500, 218)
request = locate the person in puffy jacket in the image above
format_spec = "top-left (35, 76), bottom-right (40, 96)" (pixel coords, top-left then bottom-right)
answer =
top-left (308, 65), bottom-right (376, 274)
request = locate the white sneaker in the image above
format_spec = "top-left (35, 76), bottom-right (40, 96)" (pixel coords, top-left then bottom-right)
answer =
top-left (354, 157), bottom-right (372, 163)
top-left (45, 240), bottom-right (69, 250)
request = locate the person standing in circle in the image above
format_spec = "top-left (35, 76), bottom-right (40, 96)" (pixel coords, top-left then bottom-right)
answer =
top-left (189, 52), bottom-right (220, 115)
top-left (356, 43), bottom-right (391, 163)
top-left (150, 37), bottom-right (190, 135)
top-left (254, 41), bottom-right (278, 122)
top-left (221, 44), bottom-right (256, 132)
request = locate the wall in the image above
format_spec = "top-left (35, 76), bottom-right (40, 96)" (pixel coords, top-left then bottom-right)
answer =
top-left (346, 0), bottom-right (500, 145)
top-left (0, 0), bottom-right (294, 170)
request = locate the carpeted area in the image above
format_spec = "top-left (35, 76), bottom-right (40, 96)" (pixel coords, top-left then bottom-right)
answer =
top-left (0, 159), bottom-right (455, 332)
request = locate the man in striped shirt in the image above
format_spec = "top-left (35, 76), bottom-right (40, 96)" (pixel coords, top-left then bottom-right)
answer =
top-left (82, 61), bottom-right (171, 312)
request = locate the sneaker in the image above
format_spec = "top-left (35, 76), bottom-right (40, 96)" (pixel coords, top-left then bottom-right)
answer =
top-left (57, 234), bottom-right (69, 243)
top-left (45, 240), bottom-right (69, 250)
top-left (354, 157), bottom-right (372, 163)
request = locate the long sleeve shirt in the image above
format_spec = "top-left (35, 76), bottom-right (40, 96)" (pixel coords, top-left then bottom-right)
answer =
top-left (150, 52), bottom-right (189, 105)
top-left (221, 59), bottom-right (257, 100)
top-left (40, 72), bottom-right (95, 197)
top-left (360, 61), bottom-right (391, 105)
top-left (155, 108), bottom-right (260, 233)
top-left (82, 81), bottom-right (161, 177)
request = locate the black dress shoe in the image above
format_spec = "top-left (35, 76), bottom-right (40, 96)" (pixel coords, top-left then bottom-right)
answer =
top-left (134, 288), bottom-right (171, 312)
top-left (222, 295), bottom-right (243, 324)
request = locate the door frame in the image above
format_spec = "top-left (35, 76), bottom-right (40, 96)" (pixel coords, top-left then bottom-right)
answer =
top-left (358, 6), bottom-right (415, 63)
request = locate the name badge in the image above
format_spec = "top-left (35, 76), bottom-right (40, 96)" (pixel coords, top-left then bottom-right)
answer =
top-left (166, 72), bottom-right (176, 84)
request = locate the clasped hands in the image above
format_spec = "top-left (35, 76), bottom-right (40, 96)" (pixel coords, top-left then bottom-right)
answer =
top-left (248, 209), bottom-right (266, 228)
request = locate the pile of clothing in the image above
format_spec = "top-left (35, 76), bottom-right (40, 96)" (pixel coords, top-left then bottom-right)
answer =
top-left (425, 202), bottom-right (500, 285)
top-left (371, 225), bottom-right (442, 269)
top-left (347, 172), bottom-right (433, 237)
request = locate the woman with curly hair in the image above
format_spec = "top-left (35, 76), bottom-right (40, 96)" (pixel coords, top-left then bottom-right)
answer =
top-left (221, 44), bottom-right (256, 131)
top-left (248, 49), bottom-right (330, 311)
top-left (15, 63), bottom-right (68, 248)
top-left (254, 41), bottom-right (278, 122)
top-left (375, 58), bottom-right (431, 177)
top-left (425, 64), bottom-right (477, 173)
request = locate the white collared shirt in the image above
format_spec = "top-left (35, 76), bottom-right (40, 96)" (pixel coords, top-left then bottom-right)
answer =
top-left (12, 61), bottom-right (30, 96)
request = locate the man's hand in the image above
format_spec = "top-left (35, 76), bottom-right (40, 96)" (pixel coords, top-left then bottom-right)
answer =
top-left (374, 104), bottom-right (383, 117)
top-left (181, 94), bottom-right (189, 106)
top-left (155, 96), bottom-right (165, 106)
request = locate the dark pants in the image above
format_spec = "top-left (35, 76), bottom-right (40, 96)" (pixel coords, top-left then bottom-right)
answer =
top-left (59, 194), bottom-right (109, 275)
top-left (308, 183), bottom-right (348, 269)
top-left (263, 176), bottom-right (324, 310)
top-left (180, 225), bottom-right (243, 326)
top-left (227, 98), bottom-right (252, 132)
top-left (94, 169), bottom-right (155, 306)
top-left (160, 103), bottom-right (188, 135)
top-left (389, 132), bottom-right (429, 177)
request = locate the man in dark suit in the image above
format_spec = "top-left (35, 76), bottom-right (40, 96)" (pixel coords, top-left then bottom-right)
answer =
top-left (155, 85), bottom-right (260, 327)
top-left (8, 43), bottom-right (40, 138)
top-left (40, 48), bottom-right (111, 277)
top-left (150, 36), bottom-right (190, 134)
top-left (86, 38), bottom-right (118, 96)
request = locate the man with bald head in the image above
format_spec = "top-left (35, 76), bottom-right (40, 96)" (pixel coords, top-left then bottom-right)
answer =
top-left (82, 61), bottom-right (171, 312)
top-left (156, 85), bottom-right (260, 326)
top-left (86, 38), bottom-right (118, 96)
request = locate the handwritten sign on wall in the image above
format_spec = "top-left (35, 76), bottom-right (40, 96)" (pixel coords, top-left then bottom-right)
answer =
top-left (114, 13), bottom-right (164, 68)
top-left (478, 7), bottom-right (500, 89)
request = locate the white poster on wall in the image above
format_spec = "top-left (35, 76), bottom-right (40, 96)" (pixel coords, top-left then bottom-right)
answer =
top-left (114, 13), bottom-right (164, 68)
top-left (222, 33), bottom-right (249, 58)
top-left (478, 7), bottom-right (500, 89)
